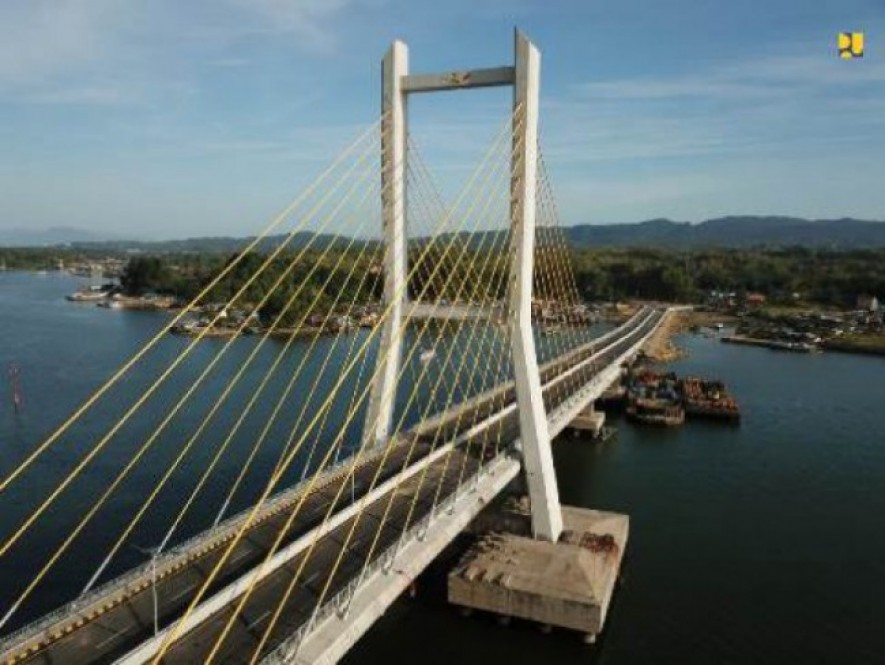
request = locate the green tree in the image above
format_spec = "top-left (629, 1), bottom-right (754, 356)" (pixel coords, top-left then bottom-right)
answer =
top-left (121, 257), bottom-right (170, 295)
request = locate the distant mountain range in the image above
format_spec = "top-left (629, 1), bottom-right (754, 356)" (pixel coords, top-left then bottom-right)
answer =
top-left (0, 225), bottom-right (121, 247)
top-left (562, 216), bottom-right (885, 249)
top-left (71, 232), bottom-right (355, 254)
top-left (2, 216), bottom-right (884, 251)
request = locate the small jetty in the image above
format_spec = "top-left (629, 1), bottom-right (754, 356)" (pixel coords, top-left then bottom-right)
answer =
top-left (722, 335), bottom-right (815, 353)
top-left (66, 283), bottom-right (116, 302)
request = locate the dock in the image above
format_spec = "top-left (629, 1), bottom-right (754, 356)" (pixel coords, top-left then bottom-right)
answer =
top-left (722, 335), bottom-right (814, 353)
top-left (451, 502), bottom-right (628, 643)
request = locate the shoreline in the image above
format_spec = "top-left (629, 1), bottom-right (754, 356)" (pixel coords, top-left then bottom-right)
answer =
top-left (640, 308), bottom-right (738, 363)
top-left (644, 309), bottom-right (885, 361)
top-left (721, 334), bottom-right (885, 356)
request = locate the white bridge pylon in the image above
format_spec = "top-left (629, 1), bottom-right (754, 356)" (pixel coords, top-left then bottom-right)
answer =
top-left (364, 30), bottom-right (563, 542)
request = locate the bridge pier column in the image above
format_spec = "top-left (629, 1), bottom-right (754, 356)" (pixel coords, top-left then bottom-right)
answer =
top-left (508, 30), bottom-right (563, 543)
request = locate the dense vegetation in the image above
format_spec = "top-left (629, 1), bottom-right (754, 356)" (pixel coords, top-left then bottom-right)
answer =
top-left (570, 247), bottom-right (885, 306)
top-left (0, 247), bottom-right (109, 270)
top-left (4, 245), bottom-right (883, 312)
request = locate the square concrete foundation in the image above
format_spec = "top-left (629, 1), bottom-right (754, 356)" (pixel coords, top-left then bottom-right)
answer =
top-left (569, 408), bottom-right (606, 438)
top-left (449, 504), bottom-right (628, 640)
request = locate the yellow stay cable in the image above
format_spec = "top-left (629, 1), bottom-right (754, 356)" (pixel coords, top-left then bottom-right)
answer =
top-left (445, 259), bottom-right (519, 508)
top-left (0, 136), bottom-right (385, 625)
top-left (534, 193), bottom-right (575, 394)
top-left (533, 145), bottom-right (580, 365)
top-left (434, 249), bottom-right (518, 518)
top-left (412, 138), bottom-right (506, 403)
top-left (0, 118), bottom-right (384, 497)
top-left (188, 239), bottom-right (383, 537)
top-left (79, 161), bottom-right (386, 594)
top-left (151, 108), bottom-right (520, 663)
top-left (206, 118), bottom-right (413, 514)
top-left (328, 147), bottom-right (456, 465)
top-left (417, 122), bottom-right (530, 533)
top-left (411, 187), bottom-right (518, 541)
top-left (0, 124), bottom-right (381, 562)
top-left (246, 114), bottom-right (526, 661)
top-left (171, 119), bottom-right (514, 661)
top-left (405, 136), bottom-right (503, 404)
top-left (539, 148), bottom-right (589, 347)
top-left (256, 132), bottom-right (476, 496)
top-left (332, 168), bottom-right (517, 620)
top-left (203, 170), bottom-right (395, 527)
top-left (210, 115), bottom-right (522, 662)
top-left (304, 157), bottom-right (453, 446)
top-left (389, 137), bottom-right (517, 523)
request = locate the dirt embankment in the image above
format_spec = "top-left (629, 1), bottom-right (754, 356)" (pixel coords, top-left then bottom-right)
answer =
top-left (642, 309), bottom-right (738, 363)
top-left (642, 310), bottom-right (689, 362)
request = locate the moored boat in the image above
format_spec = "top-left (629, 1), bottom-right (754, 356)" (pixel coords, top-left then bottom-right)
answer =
top-left (626, 398), bottom-right (684, 427)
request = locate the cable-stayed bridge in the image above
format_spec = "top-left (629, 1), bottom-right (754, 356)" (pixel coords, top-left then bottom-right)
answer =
top-left (0, 32), bottom-right (669, 664)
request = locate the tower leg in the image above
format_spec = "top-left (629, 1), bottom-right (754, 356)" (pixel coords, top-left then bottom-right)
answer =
top-left (508, 31), bottom-right (563, 542)
top-left (364, 41), bottom-right (408, 448)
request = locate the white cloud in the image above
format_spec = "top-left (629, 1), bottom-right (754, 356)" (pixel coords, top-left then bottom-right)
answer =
top-left (573, 51), bottom-right (885, 103)
top-left (0, 0), bottom-right (127, 85)
top-left (0, 0), bottom-right (364, 106)
top-left (21, 85), bottom-right (134, 106)
top-left (542, 49), bottom-right (885, 167)
top-left (534, 45), bottom-right (885, 224)
top-left (228, 0), bottom-right (361, 52)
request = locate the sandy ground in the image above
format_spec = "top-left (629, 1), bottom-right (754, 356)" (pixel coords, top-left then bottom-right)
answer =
top-left (641, 308), bottom-right (738, 363)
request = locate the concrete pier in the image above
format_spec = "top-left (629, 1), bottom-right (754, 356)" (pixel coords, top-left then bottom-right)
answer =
top-left (449, 504), bottom-right (628, 640)
top-left (569, 406), bottom-right (606, 438)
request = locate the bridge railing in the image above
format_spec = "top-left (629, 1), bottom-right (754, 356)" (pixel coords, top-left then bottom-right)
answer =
top-left (266, 311), bottom-right (668, 660)
top-left (0, 447), bottom-right (375, 655)
top-left (1, 309), bottom-right (666, 662)
top-left (266, 456), bottom-right (472, 662)
top-left (264, 312), bottom-right (670, 660)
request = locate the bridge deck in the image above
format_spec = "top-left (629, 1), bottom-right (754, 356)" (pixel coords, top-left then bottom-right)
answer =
top-left (161, 448), bottom-right (485, 663)
top-left (0, 308), bottom-right (666, 665)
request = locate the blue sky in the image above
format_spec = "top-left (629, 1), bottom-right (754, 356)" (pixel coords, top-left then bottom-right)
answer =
top-left (0, 0), bottom-right (883, 239)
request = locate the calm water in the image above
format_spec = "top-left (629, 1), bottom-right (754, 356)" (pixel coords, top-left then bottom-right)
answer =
top-left (0, 272), bottom-right (592, 630)
top-left (2, 272), bottom-right (883, 663)
top-left (350, 317), bottom-right (885, 663)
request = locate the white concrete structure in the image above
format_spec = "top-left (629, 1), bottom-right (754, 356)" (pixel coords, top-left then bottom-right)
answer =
top-left (262, 308), bottom-right (669, 664)
top-left (0, 29), bottom-right (674, 665)
top-left (275, 455), bottom-right (522, 665)
top-left (364, 41), bottom-right (409, 447)
top-left (507, 31), bottom-right (562, 542)
top-left (363, 30), bottom-right (562, 541)
top-left (0, 307), bottom-right (667, 665)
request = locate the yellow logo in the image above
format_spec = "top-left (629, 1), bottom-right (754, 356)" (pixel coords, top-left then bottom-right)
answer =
top-left (444, 71), bottom-right (472, 87)
top-left (838, 32), bottom-right (864, 58)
